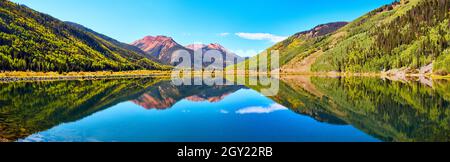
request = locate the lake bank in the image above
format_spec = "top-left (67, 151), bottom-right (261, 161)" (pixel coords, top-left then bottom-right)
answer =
top-left (1, 70), bottom-right (449, 82)
top-left (0, 70), bottom-right (172, 82)
top-left (280, 71), bottom-right (450, 79)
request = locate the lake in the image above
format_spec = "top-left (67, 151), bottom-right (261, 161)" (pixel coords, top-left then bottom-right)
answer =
top-left (0, 76), bottom-right (449, 142)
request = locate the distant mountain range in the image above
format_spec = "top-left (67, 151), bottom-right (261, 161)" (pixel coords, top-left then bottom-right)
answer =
top-left (131, 36), bottom-right (244, 68)
top-left (235, 0), bottom-right (450, 75)
top-left (185, 43), bottom-right (245, 67)
top-left (0, 0), bottom-right (246, 72)
top-left (131, 36), bottom-right (188, 64)
top-left (2, 0), bottom-right (449, 74)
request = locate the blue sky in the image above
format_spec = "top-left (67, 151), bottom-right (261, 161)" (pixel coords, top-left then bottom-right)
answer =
top-left (11, 0), bottom-right (393, 57)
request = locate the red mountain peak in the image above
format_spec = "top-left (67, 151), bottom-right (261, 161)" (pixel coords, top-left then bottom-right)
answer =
top-left (186, 44), bottom-right (207, 51)
top-left (131, 35), bottom-right (178, 52)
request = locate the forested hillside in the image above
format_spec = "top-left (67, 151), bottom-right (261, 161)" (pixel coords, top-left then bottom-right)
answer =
top-left (313, 0), bottom-right (450, 74)
top-left (0, 0), bottom-right (168, 72)
top-left (231, 22), bottom-right (347, 72)
top-left (241, 0), bottom-right (450, 75)
top-left (65, 22), bottom-right (162, 63)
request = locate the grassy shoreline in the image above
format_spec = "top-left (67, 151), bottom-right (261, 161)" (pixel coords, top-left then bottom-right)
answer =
top-left (1, 70), bottom-right (449, 81)
top-left (0, 70), bottom-right (172, 82)
top-left (0, 70), bottom-right (171, 77)
top-left (280, 71), bottom-right (450, 78)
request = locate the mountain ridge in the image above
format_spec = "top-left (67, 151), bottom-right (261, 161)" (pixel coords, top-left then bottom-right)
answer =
top-left (248, 0), bottom-right (450, 75)
top-left (231, 21), bottom-right (348, 71)
top-left (0, 0), bottom-right (168, 72)
top-left (132, 36), bottom-right (244, 67)
top-left (131, 35), bottom-right (188, 64)
top-left (65, 22), bottom-right (163, 63)
top-left (292, 22), bottom-right (348, 39)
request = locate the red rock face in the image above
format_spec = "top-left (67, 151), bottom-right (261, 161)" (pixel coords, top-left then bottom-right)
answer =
top-left (185, 44), bottom-right (207, 51)
top-left (186, 43), bottom-right (228, 53)
top-left (185, 43), bottom-right (244, 63)
top-left (131, 36), bottom-right (178, 52)
top-left (132, 36), bottom-right (244, 66)
top-left (206, 43), bottom-right (227, 52)
top-left (131, 35), bottom-right (186, 63)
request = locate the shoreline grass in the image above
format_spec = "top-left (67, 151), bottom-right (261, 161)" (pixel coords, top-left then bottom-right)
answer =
top-left (1, 70), bottom-right (449, 81)
top-left (280, 71), bottom-right (450, 78)
top-left (0, 70), bottom-right (171, 77)
top-left (0, 70), bottom-right (173, 82)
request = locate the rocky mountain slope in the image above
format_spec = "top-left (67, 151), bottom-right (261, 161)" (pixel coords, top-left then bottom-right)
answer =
top-left (186, 43), bottom-right (244, 67)
top-left (131, 35), bottom-right (189, 64)
top-left (132, 36), bottom-right (244, 68)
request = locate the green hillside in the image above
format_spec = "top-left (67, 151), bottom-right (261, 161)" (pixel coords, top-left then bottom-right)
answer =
top-left (0, 0), bottom-right (169, 72)
top-left (231, 22), bottom-right (347, 72)
top-left (64, 21), bottom-right (161, 63)
top-left (236, 0), bottom-right (450, 75)
top-left (313, 0), bottom-right (450, 74)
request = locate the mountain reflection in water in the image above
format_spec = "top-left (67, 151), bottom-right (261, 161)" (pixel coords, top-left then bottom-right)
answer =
top-left (0, 76), bottom-right (449, 142)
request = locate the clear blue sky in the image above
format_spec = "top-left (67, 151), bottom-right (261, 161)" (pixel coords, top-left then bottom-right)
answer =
top-left (11, 0), bottom-right (393, 57)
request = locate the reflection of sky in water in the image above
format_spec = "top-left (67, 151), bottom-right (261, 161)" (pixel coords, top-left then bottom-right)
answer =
top-left (21, 89), bottom-right (380, 142)
top-left (236, 103), bottom-right (288, 114)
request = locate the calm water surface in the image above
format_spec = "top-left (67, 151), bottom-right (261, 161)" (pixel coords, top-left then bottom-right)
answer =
top-left (0, 76), bottom-right (448, 142)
